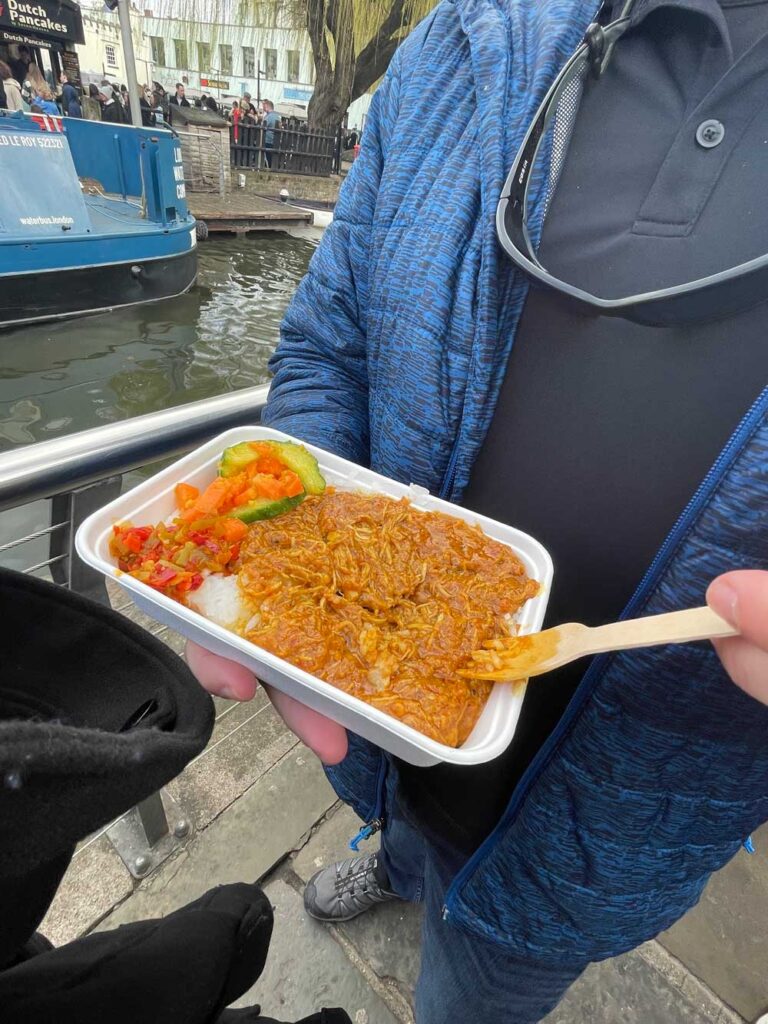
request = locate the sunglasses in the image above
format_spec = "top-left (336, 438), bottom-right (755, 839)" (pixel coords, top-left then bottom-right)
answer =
top-left (496, 10), bottom-right (768, 326)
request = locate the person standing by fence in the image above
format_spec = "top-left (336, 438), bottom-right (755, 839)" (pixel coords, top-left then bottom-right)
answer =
top-left (229, 99), bottom-right (241, 143)
top-left (261, 99), bottom-right (281, 169)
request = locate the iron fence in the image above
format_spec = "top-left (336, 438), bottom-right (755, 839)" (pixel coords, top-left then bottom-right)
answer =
top-left (230, 122), bottom-right (342, 176)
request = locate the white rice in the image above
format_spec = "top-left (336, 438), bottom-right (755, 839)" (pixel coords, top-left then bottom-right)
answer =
top-left (187, 573), bottom-right (252, 632)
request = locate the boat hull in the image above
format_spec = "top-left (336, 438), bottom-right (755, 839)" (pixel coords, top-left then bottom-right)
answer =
top-left (0, 248), bottom-right (198, 328)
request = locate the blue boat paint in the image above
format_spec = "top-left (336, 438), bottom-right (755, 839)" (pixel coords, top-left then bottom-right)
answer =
top-left (0, 224), bottom-right (196, 276)
top-left (0, 113), bottom-right (197, 325)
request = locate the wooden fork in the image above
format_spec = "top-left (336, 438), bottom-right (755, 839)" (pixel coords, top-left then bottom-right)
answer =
top-left (462, 606), bottom-right (739, 681)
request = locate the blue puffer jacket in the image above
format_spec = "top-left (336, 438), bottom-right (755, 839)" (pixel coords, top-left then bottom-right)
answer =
top-left (263, 0), bottom-right (768, 962)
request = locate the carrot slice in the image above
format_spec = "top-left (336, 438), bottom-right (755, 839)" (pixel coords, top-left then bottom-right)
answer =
top-left (219, 518), bottom-right (248, 542)
top-left (247, 473), bottom-right (288, 500)
top-left (175, 482), bottom-right (200, 509)
top-left (278, 470), bottom-right (304, 498)
top-left (256, 454), bottom-right (288, 477)
top-left (181, 477), bottom-right (233, 520)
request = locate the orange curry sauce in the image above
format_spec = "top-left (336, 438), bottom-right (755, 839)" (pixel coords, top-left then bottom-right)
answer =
top-left (237, 492), bottom-right (539, 746)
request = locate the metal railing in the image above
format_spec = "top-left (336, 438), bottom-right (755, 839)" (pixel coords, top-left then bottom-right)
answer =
top-left (0, 384), bottom-right (269, 512)
top-left (0, 384), bottom-right (270, 877)
top-left (230, 123), bottom-right (342, 176)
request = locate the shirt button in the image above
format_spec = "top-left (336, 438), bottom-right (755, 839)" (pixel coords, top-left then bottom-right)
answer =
top-left (696, 119), bottom-right (725, 149)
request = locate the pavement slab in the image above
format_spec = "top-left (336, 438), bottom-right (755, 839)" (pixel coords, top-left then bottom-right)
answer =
top-left (292, 803), bottom-right (423, 1000)
top-left (166, 697), bottom-right (296, 829)
top-left (97, 745), bottom-right (336, 930)
top-left (660, 823), bottom-right (768, 1022)
top-left (233, 877), bottom-right (402, 1024)
top-left (292, 804), bottom-right (744, 1023)
top-left (41, 835), bottom-right (132, 946)
top-left (544, 942), bottom-right (744, 1024)
top-left (292, 803), bottom-right (367, 883)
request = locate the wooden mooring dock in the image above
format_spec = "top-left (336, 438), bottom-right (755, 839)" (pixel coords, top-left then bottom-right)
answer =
top-left (189, 193), bottom-right (313, 235)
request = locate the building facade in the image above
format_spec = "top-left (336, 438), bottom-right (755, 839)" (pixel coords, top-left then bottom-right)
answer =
top-left (78, 2), bottom-right (153, 90)
top-left (77, 0), bottom-right (371, 128)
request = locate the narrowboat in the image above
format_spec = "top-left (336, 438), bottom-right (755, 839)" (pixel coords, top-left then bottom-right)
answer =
top-left (0, 111), bottom-right (198, 327)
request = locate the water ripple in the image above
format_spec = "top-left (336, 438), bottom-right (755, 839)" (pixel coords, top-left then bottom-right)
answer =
top-left (0, 236), bottom-right (316, 450)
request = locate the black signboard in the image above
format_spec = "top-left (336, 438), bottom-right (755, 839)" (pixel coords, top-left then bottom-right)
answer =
top-left (0, 26), bottom-right (54, 47)
top-left (61, 46), bottom-right (79, 86)
top-left (0, 0), bottom-right (85, 45)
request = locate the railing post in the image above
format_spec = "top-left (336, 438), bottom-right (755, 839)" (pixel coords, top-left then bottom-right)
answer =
top-left (334, 125), bottom-right (342, 175)
top-left (106, 789), bottom-right (192, 878)
top-left (50, 476), bottom-right (123, 604)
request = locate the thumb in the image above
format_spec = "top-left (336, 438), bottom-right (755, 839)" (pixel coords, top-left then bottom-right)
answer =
top-left (707, 570), bottom-right (768, 652)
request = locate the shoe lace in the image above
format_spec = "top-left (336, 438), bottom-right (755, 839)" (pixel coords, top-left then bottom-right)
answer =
top-left (334, 855), bottom-right (379, 899)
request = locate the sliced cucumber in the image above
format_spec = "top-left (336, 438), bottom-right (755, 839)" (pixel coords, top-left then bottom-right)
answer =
top-left (231, 493), bottom-right (305, 523)
top-left (219, 442), bottom-right (260, 478)
top-left (260, 441), bottom-right (326, 495)
top-left (218, 439), bottom-right (326, 496)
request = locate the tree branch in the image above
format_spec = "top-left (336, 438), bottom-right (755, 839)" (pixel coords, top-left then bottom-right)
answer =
top-left (351, 0), bottom-right (409, 100)
top-left (306, 0), bottom-right (331, 75)
top-left (351, 36), bottom-right (400, 99)
top-left (325, 0), bottom-right (341, 36)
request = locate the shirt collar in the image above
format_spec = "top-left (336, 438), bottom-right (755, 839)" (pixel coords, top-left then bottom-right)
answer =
top-left (625, 0), bottom-right (731, 57)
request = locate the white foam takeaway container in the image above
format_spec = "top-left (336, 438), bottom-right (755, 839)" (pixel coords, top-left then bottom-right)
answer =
top-left (76, 426), bottom-right (553, 767)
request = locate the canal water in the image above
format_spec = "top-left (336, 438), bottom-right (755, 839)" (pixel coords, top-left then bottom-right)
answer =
top-left (0, 235), bottom-right (317, 453)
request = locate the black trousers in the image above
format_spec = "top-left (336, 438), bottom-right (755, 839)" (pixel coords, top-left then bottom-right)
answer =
top-left (0, 881), bottom-right (350, 1024)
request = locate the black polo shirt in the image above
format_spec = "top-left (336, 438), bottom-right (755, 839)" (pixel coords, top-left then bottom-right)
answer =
top-left (398, 0), bottom-right (768, 855)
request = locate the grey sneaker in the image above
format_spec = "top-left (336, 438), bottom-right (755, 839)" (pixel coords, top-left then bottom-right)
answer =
top-left (304, 852), bottom-right (400, 922)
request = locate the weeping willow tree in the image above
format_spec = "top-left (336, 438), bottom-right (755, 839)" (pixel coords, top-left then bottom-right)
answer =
top-left (149, 0), bottom-right (438, 130)
top-left (300, 0), bottom-right (438, 130)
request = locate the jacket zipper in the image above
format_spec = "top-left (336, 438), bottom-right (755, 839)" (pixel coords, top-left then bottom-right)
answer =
top-left (440, 441), bottom-right (462, 501)
top-left (349, 818), bottom-right (384, 852)
top-left (443, 384), bottom-right (768, 919)
top-left (348, 753), bottom-right (389, 852)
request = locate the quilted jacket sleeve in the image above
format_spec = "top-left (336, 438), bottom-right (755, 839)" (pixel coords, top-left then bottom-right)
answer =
top-left (261, 56), bottom-right (402, 465)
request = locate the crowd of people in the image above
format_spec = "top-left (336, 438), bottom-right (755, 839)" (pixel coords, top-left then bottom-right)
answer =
top-left (222, 91), bottom-right (283, 165)
top-left (85, 80), bottom-right (163, 127)
top-left (0, 44), bottom-right (171, 128)
top-left (0, 53), bottom-right (360, 164)
top-left (0, 55), bottom-right (80, 118)
top-left (168, 80), bottom-right (220, 114)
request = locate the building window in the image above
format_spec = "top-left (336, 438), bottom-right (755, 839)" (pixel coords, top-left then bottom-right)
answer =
top-left (263, 48), bottom-right (277, 79)
top-left (173, 38), bottom-right (188, 70)
top-left (219, 44), bottom-right (232, 74)
top-left (197, 41), bottom-right (211, 72)
top-left (105, 44), bottom-right (118, 68)
top-left (150, 36), bottom-right (165, 66)
top-left (241, 45), bottom-right (255, 78)
top-left (286, 49), bottom-right (300, 82)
